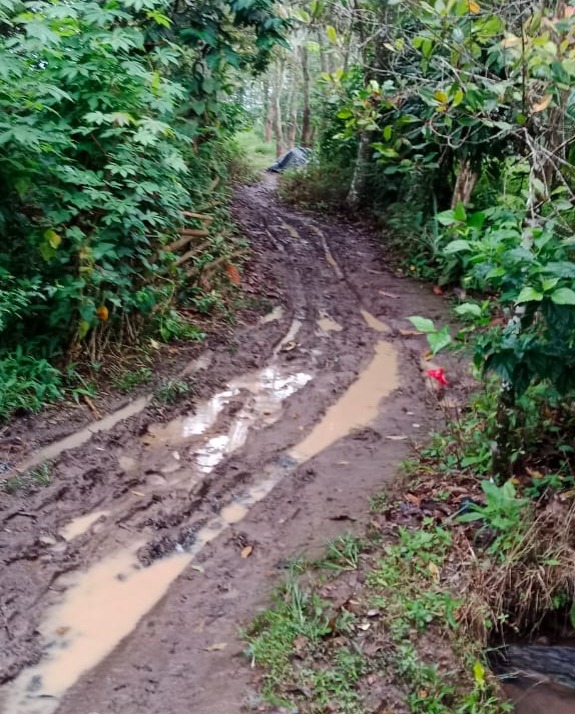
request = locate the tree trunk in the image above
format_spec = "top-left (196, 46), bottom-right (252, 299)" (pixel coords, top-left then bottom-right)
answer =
top-left (451, 158), bottom-right (478, 208)
top-left (316, 28), bottom-right (328, 75)
top-left (346, 132), bottom-right (372, 209)
top-left (300, 45), bottom-right (312, 147)
top-left (492, 383), bottom-right (516, 484)
top-left (263, 78), bottom-right (273, 143)
top-left (272, 61), bottom-right (285, 158)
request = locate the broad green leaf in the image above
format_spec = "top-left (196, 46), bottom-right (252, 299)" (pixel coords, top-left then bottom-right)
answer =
top-left (44, 230), bottom-right (61, 249)
top-left (453, 201), bottom-right (467, 222)
top-left (516, 287), bottom-right (544, 303)
top-left (436, 210), bottom-right (456, 226)
top-left (444, 239), bottom-right (471, 254)
top-left (551, 287), bottom-right (575, 305)
top-left (408, 316), bottom-right (435, 333)
top-left (452, 88), bottom-right (464, 106)
top-left (455, 302), bottom-right (481, 317)
top-left (428, 326), bottom-right (452, 354)
top-left (326, 25), bottom-right (337, 44)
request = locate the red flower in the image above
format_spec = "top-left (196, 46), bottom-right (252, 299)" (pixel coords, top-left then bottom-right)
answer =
top-left (427, 368), bottom-right (449, 386)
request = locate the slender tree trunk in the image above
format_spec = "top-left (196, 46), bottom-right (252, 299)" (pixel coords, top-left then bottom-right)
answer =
top-left (346, 2), bottom-right (373, 208)
top-left (451, 158), bottom-right (478, 208)
top-left (272, 61), bottom-right (285, 158)
top-left (263, 77), bottom-right (273, 143)
top-left (316, 28), bottom-right (328, 75)
top-left (346, 132), bottom-right (372, 209)
top-left (300, 45), bottom-right (312, 147)
top-left (288, 70), bottom-right (299, 147)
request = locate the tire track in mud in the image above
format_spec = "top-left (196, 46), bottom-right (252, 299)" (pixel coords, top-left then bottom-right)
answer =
top-left (0, 180), bottom-right (450, 714)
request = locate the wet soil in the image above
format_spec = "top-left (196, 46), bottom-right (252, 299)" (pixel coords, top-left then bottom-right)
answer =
top-left (0, 179), bottom-right (460, 714)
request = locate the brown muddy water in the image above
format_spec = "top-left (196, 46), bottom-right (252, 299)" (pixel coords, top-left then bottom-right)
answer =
top-left (2, 321), bottom-right (401, 714)
top-left (503, 678), bottom-right (575, 714)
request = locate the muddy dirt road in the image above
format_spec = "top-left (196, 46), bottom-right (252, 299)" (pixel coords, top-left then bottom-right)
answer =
top-left (0, 180), bottom-right (450, 714)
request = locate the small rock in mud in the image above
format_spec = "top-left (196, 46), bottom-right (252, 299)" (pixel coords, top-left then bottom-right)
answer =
top-left (27, 674), bottom-right (42, 692)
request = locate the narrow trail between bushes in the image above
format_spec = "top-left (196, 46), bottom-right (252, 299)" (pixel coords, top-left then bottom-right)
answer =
top-left (0, 179), bottom-right (451, 714)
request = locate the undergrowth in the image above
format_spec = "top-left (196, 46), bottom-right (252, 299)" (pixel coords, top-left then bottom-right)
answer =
top-left (245, 520), bottom-right (508, 714)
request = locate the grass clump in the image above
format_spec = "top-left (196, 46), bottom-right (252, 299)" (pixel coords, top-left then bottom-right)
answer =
top-left (3, 461), bottom-right (53, 495)
top-left (153, 378), bottom-right (192, 405)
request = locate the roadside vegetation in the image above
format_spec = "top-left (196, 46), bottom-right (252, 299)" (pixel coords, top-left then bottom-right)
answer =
top-left (0, 0), bottom-right (287, 421)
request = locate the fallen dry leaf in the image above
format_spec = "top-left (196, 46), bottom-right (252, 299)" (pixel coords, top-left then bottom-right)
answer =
top-left (241, 545), bottom-right (253, 559)
top-left (405, 493), bottom-right (421, 505)
top-left (205, 642), bottom-right (227, 652)
top-left (428, 561), bottom-right (441, 584)
top-left (131, 490), bottom-right (145, 497)
top-left (379, 290), bottom-right (400, 299)
top-left (533, 95), bottom-right (552, 113)
top-left (432, 286), bottom-right (443, 295)
top-left (385, 435), bottom-right (408, 441)
top-left (191, 564), bottom-right (205, 573)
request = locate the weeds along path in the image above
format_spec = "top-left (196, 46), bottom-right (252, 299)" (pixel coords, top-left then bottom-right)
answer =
top-left (0, 179), bottom-right (451, 714)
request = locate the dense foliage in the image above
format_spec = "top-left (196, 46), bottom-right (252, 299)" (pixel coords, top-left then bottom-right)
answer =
top-left (0, 0), bottom-right (286, 419)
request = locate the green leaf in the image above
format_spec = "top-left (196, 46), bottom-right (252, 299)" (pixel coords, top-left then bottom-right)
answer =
top-left (408, 316), bottom-right (435, 333)
top-left (436, 210), bottom-right (456, 226)
top-left (455, 302), bottom-right (481, 317)
top-left (444, 239), bottom-right (471, 254)
top-left (453, 201), bottom-right (467, 222)
top-left (326, 25), bottom-right (337, 44)
top-left (44, 229), bottom-right (61, 249)
top-left (78, 320), bottom-right (91, 340)
top-left (516, 287), bottom-right (544, 303)
top-left (428, 326), bottom-right (452, 354)
top-left (551, 287), bottom-right (575, 305)
top-left (473, 660), bottom-right (486, 688)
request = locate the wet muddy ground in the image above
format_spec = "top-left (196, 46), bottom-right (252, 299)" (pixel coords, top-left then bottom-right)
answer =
top-left (0, 179), bottom-right (460, 714)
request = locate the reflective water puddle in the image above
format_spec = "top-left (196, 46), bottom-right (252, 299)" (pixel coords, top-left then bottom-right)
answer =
top-left (2, 544), bottom-right (192, 714)
top-left (361, 309), bottom-right (389, 333)
top-left (503, 678), bottom-right (575, 714)
top-left (291, 341), bottom-right (399, 461)
top-left (14, 353), bottom-right (213, 475)
top-left (146, 365), bottom-right (312, 475)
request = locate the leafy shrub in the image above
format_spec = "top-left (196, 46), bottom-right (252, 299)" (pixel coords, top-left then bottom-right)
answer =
top-left (0, 351), bottom-right (64, 419)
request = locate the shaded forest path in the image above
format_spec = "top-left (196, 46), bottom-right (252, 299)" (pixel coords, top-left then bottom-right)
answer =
top-left (0, 180), bottom-right (449, 714)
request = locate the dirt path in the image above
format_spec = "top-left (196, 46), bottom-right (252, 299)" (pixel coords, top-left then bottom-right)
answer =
top-left (0, 180), bottom-right (450, 714)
